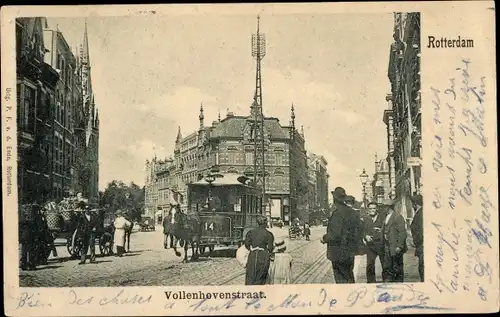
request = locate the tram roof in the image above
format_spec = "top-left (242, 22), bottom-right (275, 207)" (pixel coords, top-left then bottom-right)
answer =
top-left (190, 174), bottom-right (252, 187)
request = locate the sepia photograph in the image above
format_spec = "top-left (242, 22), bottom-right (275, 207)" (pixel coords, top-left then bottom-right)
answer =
top-left (15, 12), bottom-right (424, 288)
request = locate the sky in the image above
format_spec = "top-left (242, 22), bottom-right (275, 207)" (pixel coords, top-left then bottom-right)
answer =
top-left (48, 13), bottom-right (394, 199)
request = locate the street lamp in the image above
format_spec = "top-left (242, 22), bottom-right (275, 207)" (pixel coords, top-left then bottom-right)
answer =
top-left (359, 168), bottom-right (369, 208)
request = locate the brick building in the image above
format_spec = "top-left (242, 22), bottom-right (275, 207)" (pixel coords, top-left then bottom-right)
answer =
top-left (16, 17), bottom-right (99, 204)
top-left (387, 12), bottom-right (421, 223)
top-left (145, 104), bottom-right (316, 224)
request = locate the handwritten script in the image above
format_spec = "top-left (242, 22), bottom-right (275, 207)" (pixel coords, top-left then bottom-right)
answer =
top-left (429, 58), bottom-right (495, 304)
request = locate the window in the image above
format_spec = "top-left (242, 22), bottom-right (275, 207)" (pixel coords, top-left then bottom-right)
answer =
top-left (275, 176), bottom-right (283, 189)
top-left (228, 153), bottom-right (236, 165)
top-left (245, 152), bottom-right (254, 165)
top-left (23, 85), bottom-right (36, 132)
top-left (16, 24), bottom-right (22, 59)
top-left (275, 153), bottom-right (283, 166)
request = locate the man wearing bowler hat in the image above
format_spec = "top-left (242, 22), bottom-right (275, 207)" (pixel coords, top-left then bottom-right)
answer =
top-left (321, 187), bottom-right (359, 283)
top-left (381, 198), bottom-right (407, 282)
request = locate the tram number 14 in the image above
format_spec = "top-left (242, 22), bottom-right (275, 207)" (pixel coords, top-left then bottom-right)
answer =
top-left (204, 222), bottom-right (215, 231)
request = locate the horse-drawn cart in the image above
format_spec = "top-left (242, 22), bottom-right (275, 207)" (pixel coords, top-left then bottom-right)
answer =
top-left (44, 199), bottom-right (115, 259)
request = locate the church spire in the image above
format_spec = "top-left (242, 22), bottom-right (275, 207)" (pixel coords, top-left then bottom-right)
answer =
top-left (82, 19), bottom-right (91, 68)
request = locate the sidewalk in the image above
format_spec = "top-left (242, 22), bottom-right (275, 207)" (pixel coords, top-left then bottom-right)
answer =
top-left (355, 246), bottom-right (421, 283)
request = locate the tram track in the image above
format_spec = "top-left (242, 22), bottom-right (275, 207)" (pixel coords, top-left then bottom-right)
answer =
top-left (216, 236), bottom-right (323, 285)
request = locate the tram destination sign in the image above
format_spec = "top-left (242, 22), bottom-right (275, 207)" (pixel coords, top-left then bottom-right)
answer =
top-left (200, 215), bottom-right (232, 239)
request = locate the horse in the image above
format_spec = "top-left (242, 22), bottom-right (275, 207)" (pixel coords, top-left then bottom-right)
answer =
top-left (165, 205), bottom-right (201, 263)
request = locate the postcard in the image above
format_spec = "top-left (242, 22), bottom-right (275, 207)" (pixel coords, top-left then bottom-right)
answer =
top-left (1, 1), bottom-right (498, 316)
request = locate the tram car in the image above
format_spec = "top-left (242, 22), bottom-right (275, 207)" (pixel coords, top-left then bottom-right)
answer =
top-left (187, 173), bottom-right (263, 254)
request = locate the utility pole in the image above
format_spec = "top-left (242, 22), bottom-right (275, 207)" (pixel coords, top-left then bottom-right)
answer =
top-left (251, 15), bottom-right (267, 215)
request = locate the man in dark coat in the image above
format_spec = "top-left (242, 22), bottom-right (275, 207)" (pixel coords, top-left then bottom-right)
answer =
top-left (381, 199), bottom-right (408, 282)
top-left (78, 204), bottom-right (98, 265)
top-left (321, 187), bottom-right (359, 284)
top-left (363, 201), bottom-right (387, 283)
top-left (410, 194), bottom-right (424, 282)
top-left (19, 204), bottom-right (39, 270)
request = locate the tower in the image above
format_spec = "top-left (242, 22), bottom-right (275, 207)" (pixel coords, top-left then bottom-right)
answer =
top-left (249, 15), bottom-right (267, 213)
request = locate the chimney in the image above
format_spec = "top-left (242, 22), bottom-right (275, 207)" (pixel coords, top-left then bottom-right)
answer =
top-left (226, 112), bottom-right (234, 118)
top-left (212, 120), bottom-right (219, 127)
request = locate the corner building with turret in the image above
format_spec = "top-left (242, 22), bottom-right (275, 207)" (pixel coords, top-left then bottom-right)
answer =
top-left (144, 105), bottom-right (311, 224)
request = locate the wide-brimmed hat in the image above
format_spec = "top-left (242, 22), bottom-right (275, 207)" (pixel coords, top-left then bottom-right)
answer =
top-left (410, 194), bottom-right (423, 206)
top-left (275, 239), bottom-right (287, 252)
top-left (331, 187), bottom-right (347, 202)
top-left (115, 210), bottom-right (123, 216)
top-left (367, 201), bottom-right (378, 208)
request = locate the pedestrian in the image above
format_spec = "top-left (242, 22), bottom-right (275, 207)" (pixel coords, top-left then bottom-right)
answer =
top-left (345, 195), bottom-right (364, 255)
top-left (410, 194), bottom-right (424, 282)
top-left (267, 239), bottom-right (293, 284)
top-left (113, 210), bottom-right (131, 257)
top-left (19, 204), bottom-right (38, 271)
top-left (78, 204), bottom-right (98, 265)
top-left (244, 215), bottom-right (275, 285)
top-left (321, 187), bottom-right (358, 284)
top-left (303, 222), bottom-right (311, 241)
top-left (381, 199), bottom-right (408, 282)
top-left (363, 201), bottom-right (387, 283)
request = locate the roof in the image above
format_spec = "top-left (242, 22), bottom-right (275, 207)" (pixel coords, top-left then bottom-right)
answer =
top-left (210, 116), bottom-right (289, 139)
top-left (190, 174), bottom-right (251, 187)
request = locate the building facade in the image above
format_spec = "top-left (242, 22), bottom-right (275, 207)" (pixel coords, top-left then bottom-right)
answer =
top-left (307, 153), bottom-right (329, 212)
top-left (370, 154), bottom-right (391, 204)
top-left (144, 105), bottom-right (322, 224)
top-left (16, 17), bottom-right (58, 204)
top-left (387, 12), bottom-right (421, 222)
top-left (16, 17), bottom-right (99, 204)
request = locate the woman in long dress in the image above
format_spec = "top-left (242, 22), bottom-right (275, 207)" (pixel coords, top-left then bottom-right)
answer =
top-left (267, 239), bottom-right (293, 284)
top-left (113, 210), bottom-right (131, 257)
top-left (244, 215), bottom-right (275, 285)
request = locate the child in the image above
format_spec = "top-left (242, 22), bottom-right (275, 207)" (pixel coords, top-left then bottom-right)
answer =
top-left (304, 222), bottom-right (311, 241)
top-left (267, 240), bottom-right (293, 284)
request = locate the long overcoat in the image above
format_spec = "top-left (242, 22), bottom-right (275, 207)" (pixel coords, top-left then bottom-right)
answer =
top-left (323, 203), bottom-right (359, 262)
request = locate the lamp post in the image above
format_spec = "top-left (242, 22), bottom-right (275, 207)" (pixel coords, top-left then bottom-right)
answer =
top-left (359, 168), bottom-right (369, 209)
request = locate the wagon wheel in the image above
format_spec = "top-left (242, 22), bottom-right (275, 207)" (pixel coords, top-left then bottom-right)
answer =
top-left (66, 229), bottom-right (83, 259)
top-left (99, 232), bottom-right (114, 256)
top-left (199, 246), bottom-right (207, 255)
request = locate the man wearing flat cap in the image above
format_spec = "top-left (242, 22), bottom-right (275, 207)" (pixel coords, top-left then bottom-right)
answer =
top-left (410, 194), bottom-right (424, 282)
top-left (321, 187), bottom-right (359, 284)
top-left (381, 198), bottom-right (407, 282)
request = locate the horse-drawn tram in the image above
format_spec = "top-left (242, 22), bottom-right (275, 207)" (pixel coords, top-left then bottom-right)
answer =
top-left (187, 174), bottom-right (262, 253)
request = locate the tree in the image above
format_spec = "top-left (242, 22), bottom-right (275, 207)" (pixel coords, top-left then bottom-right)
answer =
top-left (99, 180), bottom-right (145, 222)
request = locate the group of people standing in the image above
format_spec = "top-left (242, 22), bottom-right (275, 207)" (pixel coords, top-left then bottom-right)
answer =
top-left (19, 201), bottom-right (135, 270)
top-left (242, 186), bottom-right (424, 285)
top-left (322, 186), bottom-right (424, 284)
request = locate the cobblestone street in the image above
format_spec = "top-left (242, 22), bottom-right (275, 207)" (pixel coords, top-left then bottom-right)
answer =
top-left (20, 226), bottom-right (419, 287)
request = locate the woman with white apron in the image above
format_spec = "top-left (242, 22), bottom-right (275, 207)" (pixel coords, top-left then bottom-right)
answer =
top-left (113, 210), bottom-right (131, 257)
